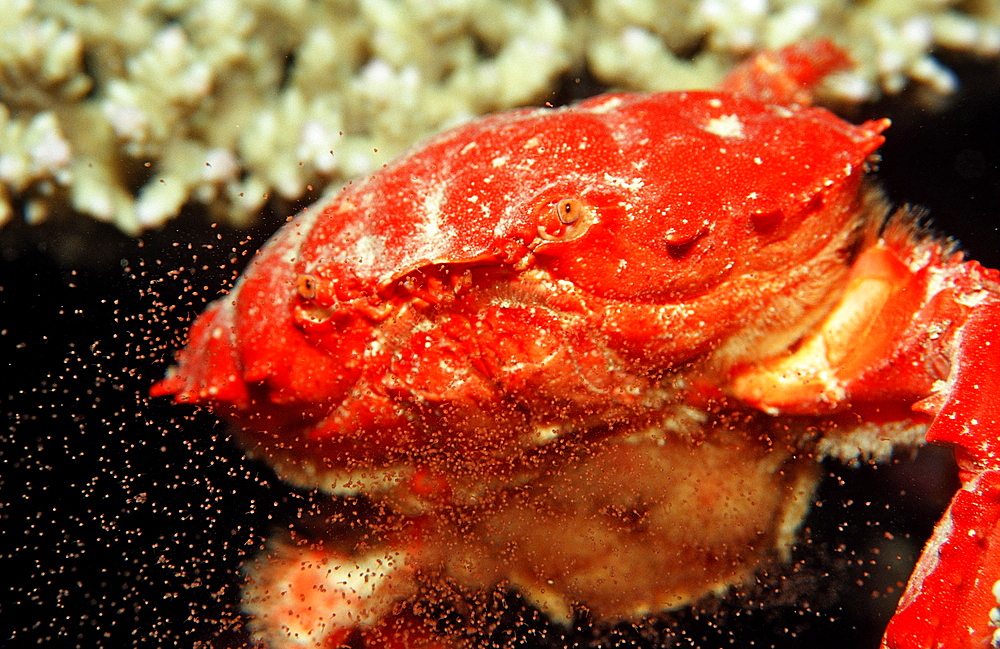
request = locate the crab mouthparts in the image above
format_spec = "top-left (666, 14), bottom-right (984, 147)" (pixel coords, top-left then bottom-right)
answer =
top-left (728, 241), bottom-right (916, 414)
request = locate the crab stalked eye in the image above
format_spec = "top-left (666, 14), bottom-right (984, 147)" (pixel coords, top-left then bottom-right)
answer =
top-left (557, 198), bottom-right (582, 224)
top-left (297, 274), bottom-right (318, 300)
top-left (537, 198), bottom-right (591, 241)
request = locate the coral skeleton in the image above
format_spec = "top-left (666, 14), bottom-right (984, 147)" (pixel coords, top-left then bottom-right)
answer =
top-left (2, 0), bottom-right (998, 231)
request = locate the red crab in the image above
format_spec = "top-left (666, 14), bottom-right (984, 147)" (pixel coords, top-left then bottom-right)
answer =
top-left (153, 41), bottom-right (1000, 649)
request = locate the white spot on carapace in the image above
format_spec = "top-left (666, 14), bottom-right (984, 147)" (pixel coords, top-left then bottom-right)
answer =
top-left (366, 337), bottom-right (384, 356)
top-left (350, 234), bottom-right (385, 268)
top-left (585, 96), bottom-right (624, 114)
top-left (416, 187), bottom-right (452, 253)
top-left (603, 173), bottom-right (644, 191)
top-left (460, 141), bottom-right (478, 155)
top-left (523, 136), bottom-right (541, 150)
top-left (530, 425), bottom-right (562, 445)
top-left (491, 156), bottom-right (508, 168)
top-left (704, 114), bottom-right (745, 139)
top-left (708, 98), bottom-right (723, 108)
top-left (754, 157), bottom-right (763, 165)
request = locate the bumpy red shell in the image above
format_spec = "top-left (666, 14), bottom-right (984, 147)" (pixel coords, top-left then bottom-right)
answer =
top-left (154, 88), bottom-right (887, 480)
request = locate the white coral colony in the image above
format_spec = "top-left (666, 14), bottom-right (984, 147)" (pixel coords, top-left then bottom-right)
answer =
top-left (0, 0), bottom-right (998, 231)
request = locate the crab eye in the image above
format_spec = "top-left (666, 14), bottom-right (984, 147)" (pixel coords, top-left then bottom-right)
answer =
top-left (557, 198), bottom-right (582, 224)
top-left (297, 274), bottom-right (318, 300)
top-left (537, 198), bottom-right (591, 241)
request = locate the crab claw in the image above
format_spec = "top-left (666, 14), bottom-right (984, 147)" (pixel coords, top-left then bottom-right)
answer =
top-left (150, 297), bottom-right (249, 405)
top-left (151, 208), bottom-right (359, 412)
top-left (243, 538), bottom-right (423, 649)
top-left (884, 280), bottom-right (1000, 648)
top-left (726, 230), bottom-right (1000, 648)
top-left (720, 38), bottom-right (852, 105)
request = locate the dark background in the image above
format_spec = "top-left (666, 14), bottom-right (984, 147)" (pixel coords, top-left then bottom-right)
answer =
top-left (2, 59), bottom-right (999, 649)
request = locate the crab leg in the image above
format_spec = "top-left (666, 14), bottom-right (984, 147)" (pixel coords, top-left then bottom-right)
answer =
top-left (240, 511), bottom-right (461, 649)
top-left (242, 541), bottom-right (413, 648)
top-left (883, 291), bottom-right (1000, 649)
top-left (727, 223), bottom-right (1000, 647)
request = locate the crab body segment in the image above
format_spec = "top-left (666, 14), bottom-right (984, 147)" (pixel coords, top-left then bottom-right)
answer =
top-left (154, 42), bottom-right (1000, 648)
